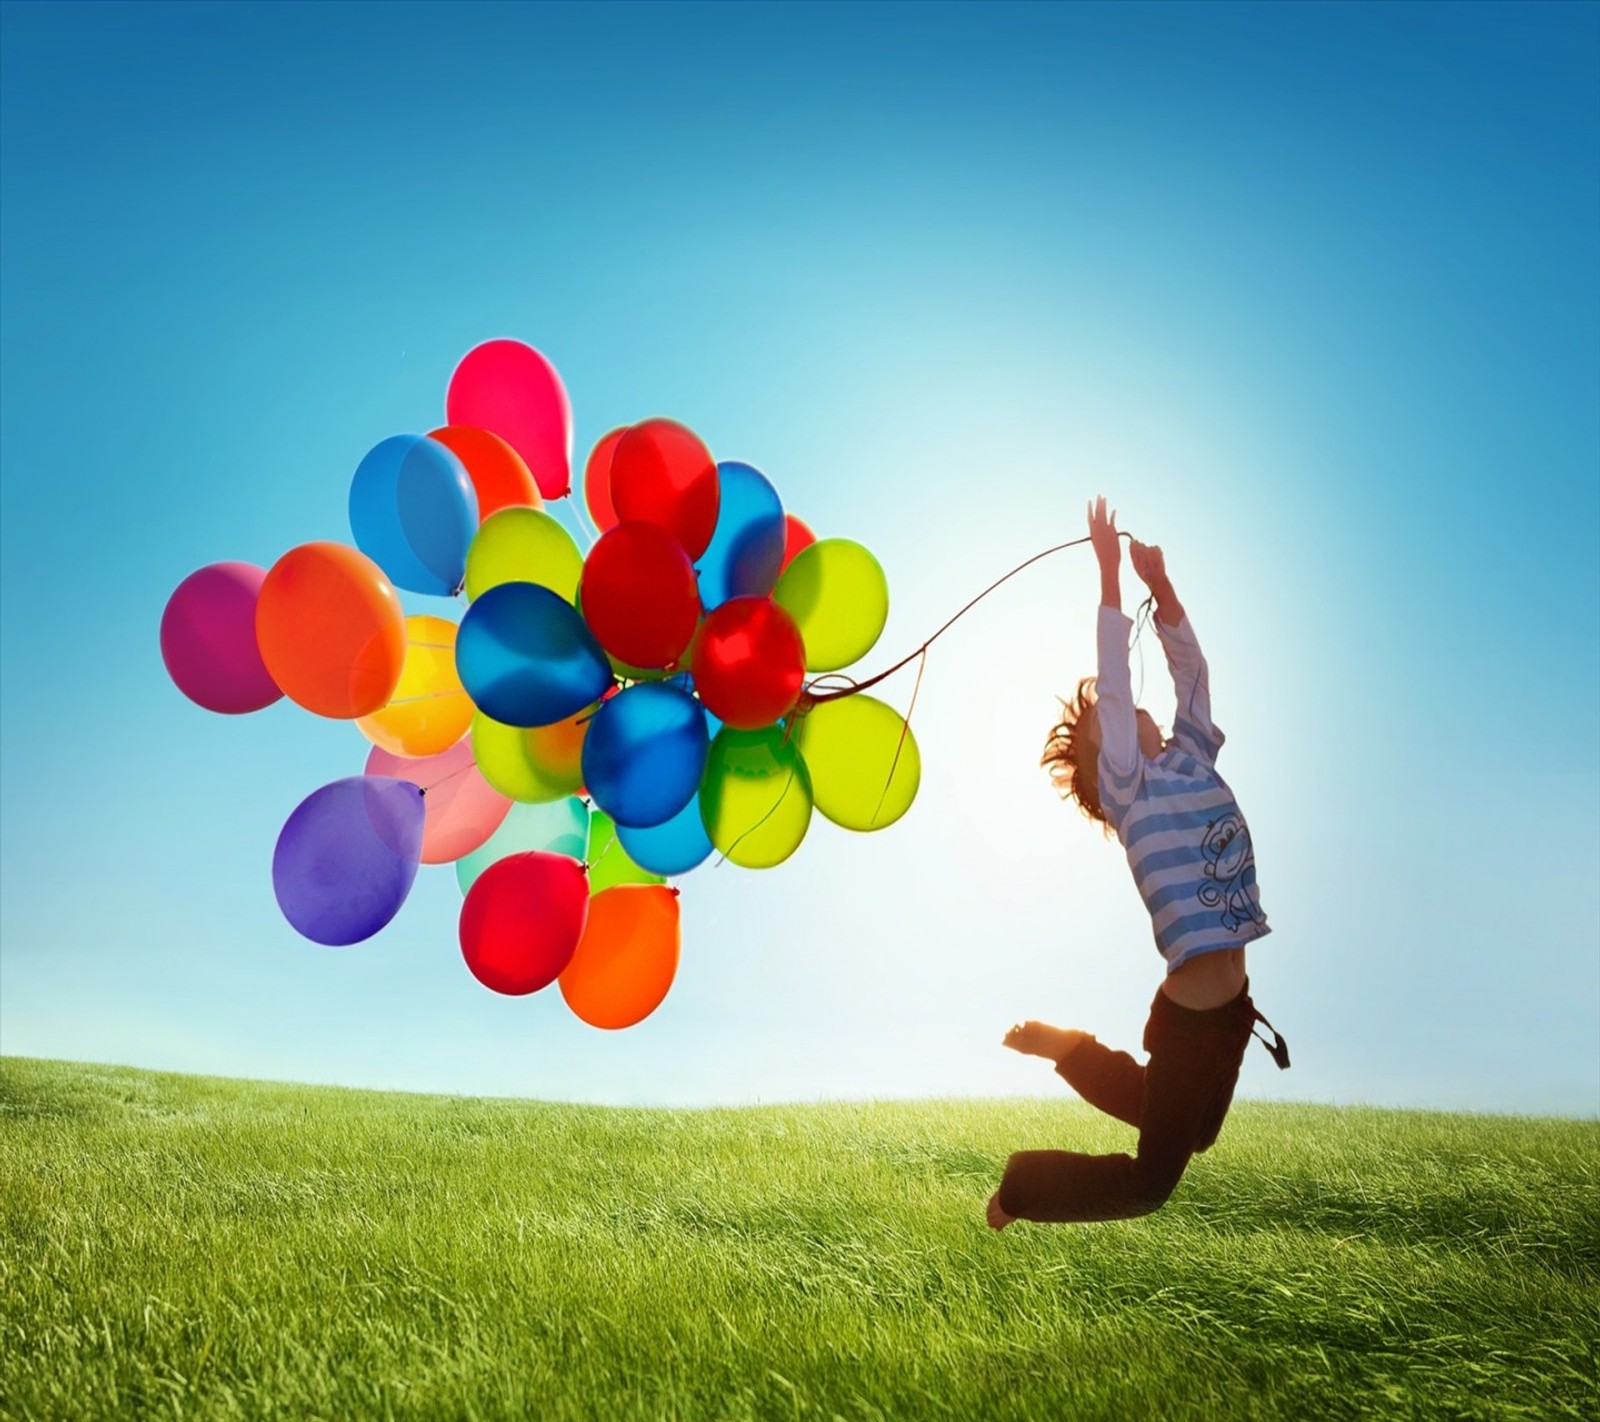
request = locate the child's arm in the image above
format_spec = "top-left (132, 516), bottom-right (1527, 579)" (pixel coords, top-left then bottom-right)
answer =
top-left (1129, 540), bottom-right (1224, 763)
top-left (1129, 540), bottom-right (1184, 627)
top-left (1089, 499), bottom-right (1141, 819)
top-left (1092, 496), bottom-right (1123, 612)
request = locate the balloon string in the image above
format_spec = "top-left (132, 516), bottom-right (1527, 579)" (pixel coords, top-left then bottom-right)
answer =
top-left (584, 825), bottom-right (616, 876)
top-left (707, 535), bottom-right (1140, 859)
top-left (868, 647), bottom-right (927, 829)
top-left (414, 760), bottom-right (477, 797)
top-left (712, 760), bottom-right (802, 870)
top-left (1132, 592), bottom-right (1156, 703)
top-left (568, 494), bottom-right (599, 549)
top-left (800, 532), bottom-right (1131, 707)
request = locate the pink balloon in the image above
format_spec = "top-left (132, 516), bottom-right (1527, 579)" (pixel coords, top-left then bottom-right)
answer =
top-left (160, 562), bottom-right (282, 714)
top-left (445, 339), bottom-right (574, 500)
top-left (365, 739), bottom-right (513, 865)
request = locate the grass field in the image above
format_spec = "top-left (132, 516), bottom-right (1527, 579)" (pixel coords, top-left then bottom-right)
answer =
top-left (1, 1058), bottom-right (1595, 1421)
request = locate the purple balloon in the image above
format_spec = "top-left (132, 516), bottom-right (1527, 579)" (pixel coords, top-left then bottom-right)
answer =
top-left (273, 776), bottom-right (426, 945)
top-left (160, 562), bottom-right (283, 713)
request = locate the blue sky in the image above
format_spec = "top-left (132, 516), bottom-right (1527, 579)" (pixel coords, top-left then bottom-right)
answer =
top-left (2, 0), bottom-right (1596, 1116)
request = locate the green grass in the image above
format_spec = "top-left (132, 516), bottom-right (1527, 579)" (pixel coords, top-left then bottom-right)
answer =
top-left (1, 1058), bottom-right (1595, 1421)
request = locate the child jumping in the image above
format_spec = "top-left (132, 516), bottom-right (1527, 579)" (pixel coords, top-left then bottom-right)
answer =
top-left (987, 495), bottom-right (1288, 1229)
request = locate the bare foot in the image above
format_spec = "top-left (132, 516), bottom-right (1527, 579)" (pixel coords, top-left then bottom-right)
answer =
top-left (1003, 1021), bottom-right (1088, 1061)
top-left (986, 1191), bottom-right (1014, 1230)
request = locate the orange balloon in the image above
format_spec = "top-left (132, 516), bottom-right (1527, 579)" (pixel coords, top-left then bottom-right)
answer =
top-left (255, 542), bottom-right (406, 718)
top-left (558, 884), bottom-right (681, 1029)
top-left (428, 425), bottom-right (542, 521)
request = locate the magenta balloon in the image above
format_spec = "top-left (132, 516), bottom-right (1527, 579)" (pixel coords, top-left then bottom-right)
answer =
top-left (160, 562), bottom-right (282, 713)
top-left (445, 340), bottom-right (574, 500)
top-left (365, 740), bottom-right (513, 864)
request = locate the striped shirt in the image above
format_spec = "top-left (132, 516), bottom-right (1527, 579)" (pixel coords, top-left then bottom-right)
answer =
top-left (1096, 605), bottom-right (1270, 971)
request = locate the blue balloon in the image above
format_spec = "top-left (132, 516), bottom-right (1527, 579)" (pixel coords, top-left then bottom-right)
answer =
top-left (696, 461), bottom-right (786, 610)
top-left (350, 434), bottom-right (479, 596)
top-left (273, 776), bottom-right (425, 945)
top-left (456, 582), bottom-right (614, 727)
top-left (662, 673), bottom-right (723, 741)
top-left (617, 792), bottom-right (715, 875)
top-left (582, 682), bottom-right (710, 829)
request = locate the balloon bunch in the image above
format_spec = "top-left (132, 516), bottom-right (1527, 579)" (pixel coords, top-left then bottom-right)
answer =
top-left (159, 339), bottom-right (919, 1029)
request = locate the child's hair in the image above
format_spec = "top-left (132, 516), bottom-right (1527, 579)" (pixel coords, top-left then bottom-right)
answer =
top-left (1041, 677), bottom-right (1112, 833)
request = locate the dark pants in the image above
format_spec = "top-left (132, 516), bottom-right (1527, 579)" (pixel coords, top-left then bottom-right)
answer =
top-left (997, 980), bottom-right (1258, 1223)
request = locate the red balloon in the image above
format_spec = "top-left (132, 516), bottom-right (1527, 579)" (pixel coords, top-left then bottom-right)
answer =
top-left (584, 426), bottom-right (627, 533)
top-left (459, 851), bottom-right (589, 995)
top-left (609, 418), bottom-right (719, 559)
top-left (780, 514), bottom-right (816, 573)
top-left (579, 522), bottom-right (701, 669)
top-left (691, 596), bottom-right (806, 730)
top-left (445, 339), bottom-right (573, 500)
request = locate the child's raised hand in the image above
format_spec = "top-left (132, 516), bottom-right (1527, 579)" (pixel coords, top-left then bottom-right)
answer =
top-left (1129, 539), bottom-right (1167, 591)
top-left (1087, 495), bottom-right (1120, 569)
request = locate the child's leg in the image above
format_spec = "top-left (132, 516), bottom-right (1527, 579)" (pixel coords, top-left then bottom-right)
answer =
top-left (1005, 1023), bottom-right (1145, 1127)
top-left (995, 1060), bottom-right (1197, 1224)
top-left (1053, 1035), bottom-right (1146, 1129)
top-left (993, 991), bottom-right (1254, 1225)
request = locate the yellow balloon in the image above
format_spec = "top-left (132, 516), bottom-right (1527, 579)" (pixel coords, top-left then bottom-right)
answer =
top-left (772, 538), bottom-right (888, 672)
top-left (471, 706), bottom-right (589, 803)
top-left (464, 506), bottom-right (584, 603)
top-left (699, 724), bottom-right (813, 868)
top-left (794, 694), bottom-right (920, 830)
top-left (355, 615), bottom-right (472, 756)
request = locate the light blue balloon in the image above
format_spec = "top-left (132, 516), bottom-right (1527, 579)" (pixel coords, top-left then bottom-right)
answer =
top-left (696, 461), bottom-right (786, 610)
top-left (456, 581), bottom-right (614, 727)
top-left (349, 434), bottom-right (479, 596)
top-left (581, 681), bottom-right (709, 829)
top-left (617, 792), bottom-right (714, 876)
top-left (455, 798), bottom-right (590, 895)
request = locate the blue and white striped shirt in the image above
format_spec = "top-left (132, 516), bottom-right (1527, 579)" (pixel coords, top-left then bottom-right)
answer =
top-left (1096, 606), bottom-right (1270, 971)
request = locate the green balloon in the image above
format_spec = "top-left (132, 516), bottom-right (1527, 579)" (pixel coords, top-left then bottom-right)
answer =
top-left (772, 537), bottom-right (889, 672)
top-left (699, 724), bottom-right (813, 869)
top-left (464, 507), bottom-right (583, 603)
top-left (794, 694), bottom-right (920, 831)
top-left (472, 711), bottom-right (584, 803)
top-left (586, 810), bottom-right (665, 894)
top-left (455, 797), bottom-right (590, 894)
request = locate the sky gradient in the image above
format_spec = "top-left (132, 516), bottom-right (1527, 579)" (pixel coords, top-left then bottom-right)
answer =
top-left (2, 0), bottom-right (1596, 1116)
